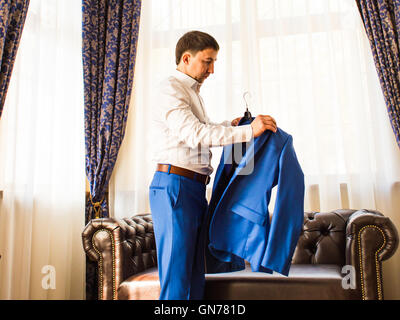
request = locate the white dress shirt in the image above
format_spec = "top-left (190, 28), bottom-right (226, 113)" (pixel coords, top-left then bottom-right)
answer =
top-left (151, 69), bottom-right (253, 176)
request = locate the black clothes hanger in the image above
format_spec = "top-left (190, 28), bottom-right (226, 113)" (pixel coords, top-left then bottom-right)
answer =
top-left (243, 91), bottom-right (252, 121)
top-left (223, 91), bottom-right (254, 181)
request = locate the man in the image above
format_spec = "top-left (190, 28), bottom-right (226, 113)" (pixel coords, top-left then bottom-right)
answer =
top-left (149, 30), bottom-right (277, 300)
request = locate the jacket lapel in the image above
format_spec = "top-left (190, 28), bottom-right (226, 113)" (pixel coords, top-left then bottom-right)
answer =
top-left (210, 128), bottom-right (272, 216)
top-left (212, 144), bottom-right (232, 194)
top-left (229, 131), bottom-right (271, 185)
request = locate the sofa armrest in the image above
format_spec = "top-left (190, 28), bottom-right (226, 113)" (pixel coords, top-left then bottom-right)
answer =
top-left (346, 209), bottom-right (399, 300)
top-left (82, 213), bottom-right (156, 300)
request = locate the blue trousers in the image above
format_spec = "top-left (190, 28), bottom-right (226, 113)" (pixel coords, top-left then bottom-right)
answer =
top-left (149, 170), bottom-right (208, 300)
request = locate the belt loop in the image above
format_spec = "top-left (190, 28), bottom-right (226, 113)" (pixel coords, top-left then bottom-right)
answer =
top-left (167, 164), bottom-right (171, 174)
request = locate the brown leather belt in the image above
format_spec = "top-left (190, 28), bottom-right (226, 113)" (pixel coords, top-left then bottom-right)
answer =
top-left (156, 163), bottom-right (210, 185)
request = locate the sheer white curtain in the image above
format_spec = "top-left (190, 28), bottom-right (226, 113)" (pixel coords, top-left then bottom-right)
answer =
top-left (0, 0), bottom-right (85, 299)
top-left (110, 0), bottom-right (400, 299)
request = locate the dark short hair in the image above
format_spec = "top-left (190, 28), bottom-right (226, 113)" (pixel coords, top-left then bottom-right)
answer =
top-left (175, 31), bottom-right (219, 65)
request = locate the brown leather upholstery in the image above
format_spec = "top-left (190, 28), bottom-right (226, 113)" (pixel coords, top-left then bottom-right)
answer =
top-left (118, 267), bottom-right (160, 300)
top-left (82, 209), bottom-right (399, 300)
top-left (117, 264), bottom-right (360, 300)
top-left (82, 214), bottom-right (157, 300)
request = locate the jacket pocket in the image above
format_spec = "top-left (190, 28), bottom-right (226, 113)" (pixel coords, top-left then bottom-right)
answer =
top-left (230, 202), bottom-right (267, 226)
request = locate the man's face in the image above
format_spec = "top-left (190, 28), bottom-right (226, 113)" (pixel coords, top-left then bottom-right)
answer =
top-left (184, 48), bottom-right (218, 84)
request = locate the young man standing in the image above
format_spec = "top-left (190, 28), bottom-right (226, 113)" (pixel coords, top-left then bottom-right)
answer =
top-left (149, 30), bottom-right (277, 300)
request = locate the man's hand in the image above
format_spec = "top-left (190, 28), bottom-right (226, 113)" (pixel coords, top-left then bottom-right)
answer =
top-left (231, 117), bottom-right (242, 126)
top-left (251, 115), bottom-right (277, 137)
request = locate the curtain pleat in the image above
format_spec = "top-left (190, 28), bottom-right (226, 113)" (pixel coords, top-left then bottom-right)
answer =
top-left (0, 0), bottom-right (85, 299)
top-left (356, 0), bottom-right (400, 149)
top-left (82, 0), bottom-right (141, 300)
top-left (82, 0), bottom-right (141, 222)
top-left (0, 0), bottom-right (30, 118)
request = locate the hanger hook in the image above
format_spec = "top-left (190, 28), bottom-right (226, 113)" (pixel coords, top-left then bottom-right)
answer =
top-left (243, 91), bottom-right (251, 109)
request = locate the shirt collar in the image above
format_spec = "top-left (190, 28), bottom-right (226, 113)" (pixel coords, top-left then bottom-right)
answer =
top-left (173, 69), bottom-right (202, 93)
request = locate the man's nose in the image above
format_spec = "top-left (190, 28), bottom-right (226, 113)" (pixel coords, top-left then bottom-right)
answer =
top-left (208, 63), bottom-right (214, 74)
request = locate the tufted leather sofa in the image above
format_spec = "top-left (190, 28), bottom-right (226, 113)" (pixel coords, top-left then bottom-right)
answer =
top-left (82, 209), bottom-right (398, 300)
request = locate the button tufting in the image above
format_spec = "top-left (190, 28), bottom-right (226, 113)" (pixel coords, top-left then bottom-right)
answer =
top-left (321, 228), bottom-right (330, 236)
top-left (308, 245), bottom-right (317, 254)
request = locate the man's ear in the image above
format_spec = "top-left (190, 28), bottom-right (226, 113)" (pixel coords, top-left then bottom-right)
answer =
top-left (181, 51), bottom-right (191, 65)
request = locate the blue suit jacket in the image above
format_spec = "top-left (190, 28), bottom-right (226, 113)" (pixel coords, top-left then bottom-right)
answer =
top-left (205, 118), bottom-right (305, 276)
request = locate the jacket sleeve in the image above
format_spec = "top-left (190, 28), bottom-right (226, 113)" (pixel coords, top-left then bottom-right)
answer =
top-left (262, 135), bottom-right (305, 276)
top-left (159, 81), bottom-right (253, 148)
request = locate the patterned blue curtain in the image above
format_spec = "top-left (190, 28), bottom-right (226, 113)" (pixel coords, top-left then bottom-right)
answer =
top-left (82, 0), bottom-right (141, 223)
top-left (0, 0), bottom-right (30, 118)
top-left (356, 0), bottom-right (400, 149)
